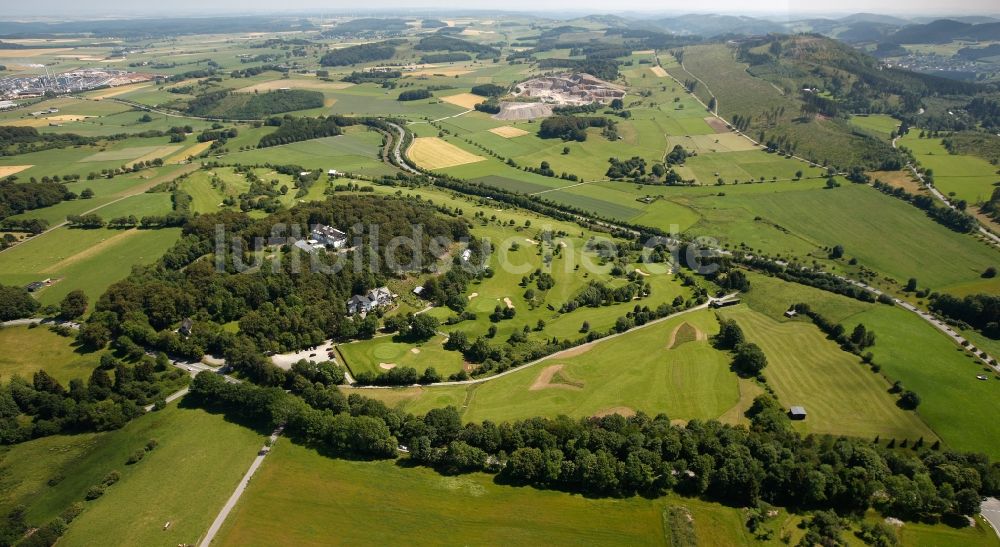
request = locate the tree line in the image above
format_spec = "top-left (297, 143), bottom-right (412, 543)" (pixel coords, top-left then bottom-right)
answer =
top-left (188, 371), bottom-right (999, 524)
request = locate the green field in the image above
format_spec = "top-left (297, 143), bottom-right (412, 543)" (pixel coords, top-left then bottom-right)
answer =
top-left (849, 114), bottom-right (900, 140)
top-left (0, 402), bottom-right (263, 545)
top-left (720, 306), bottom-right (936, 441)
top-left (739, 273), bottom-right (1000, 458)
top-left (359, 309), bottom-right (743, 423)
top-left (0, 326), bottom-right (103, 385)
top-left (213, 440), bottom-right (757, 547)
top-left (338, 334), bottom-right (467, 378)
top-left (0, 226), bottom-right (182, 306)
top-left (899, 132), bottom-right (999, 205)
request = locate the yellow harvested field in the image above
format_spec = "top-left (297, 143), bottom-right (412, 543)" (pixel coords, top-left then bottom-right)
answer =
top-left (87, 83), bottom-right (152, 100)
top-left (441, 92), bottom-right (484, 109)
top-left (47, 115), bottom-right (95, 122)
top-left (236, 79), bottom-right (354, 93)
top-left (649, 66), bottom-right (668, 77)
top-left (0, 165), bottom-right (32, 177)
top-left (667, 133), bottom-right (759, 153)
top-left (406, 67), bottom-right (474, 77)
top-left (489, 125), bottom-right (530, 138)
top-left (408, 137), bottom-right (485, 170)
top-left (0, 48), bottom-right (72, 58)
top-left (164, 141), bottom-right (214, 164)
top-left (633, 49), bottom-right (655, 55)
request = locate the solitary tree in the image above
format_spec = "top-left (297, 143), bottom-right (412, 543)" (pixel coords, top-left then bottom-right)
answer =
top-left (59, 290), bottom-right (88, 320)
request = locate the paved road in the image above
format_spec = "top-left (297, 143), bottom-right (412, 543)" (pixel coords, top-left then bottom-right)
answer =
top-left (0, 318), bottom-right (79, 329)
top-left (387, 122), bottom-right (421, 174)
top-left (982, 497), bottom-right (1000, 540)
top-left (198, 425), bottom-right (284, 547)
top-left (346, 293), bottom-right (736, 390)
top-left (143, 387), bottom-right (189, 412)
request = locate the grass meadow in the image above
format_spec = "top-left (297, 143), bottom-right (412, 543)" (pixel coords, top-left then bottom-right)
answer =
top-left (213, 440), bottom-right (757, 547)
top-left (358, 309), bottom-right (742, 424)
top-left (0, 326), bottom-right (105, 385)
top-left (0, 226), bottom-right (182, 306)
top-left (741, 273), bottom-right (1000, 458)
top-left (0, 402), bottom-right (263, 546)
top-left (899, 132), bottom-right (999, 205)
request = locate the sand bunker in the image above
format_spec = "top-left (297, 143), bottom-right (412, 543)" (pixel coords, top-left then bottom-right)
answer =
top-left (668, 322), bottom-right (706, 349)
top-left (468, 292), bottom-right (479, 300)
top-left (488, 125), bottom-right (530, 138)
top-left (410, 348), bottom-right (421, 354)
top-left (593, 406), bottom-right (637, 418)
top-left (634, 268), bottom-right (650, 277)
top-left (503, 297), bottom-right (514, 309)
top-left (379, 362), bottom-right (397, 370)
top-left (524, 238), bottom-right (539, 245)
top-left (529, 364), bottom-right (584, 391)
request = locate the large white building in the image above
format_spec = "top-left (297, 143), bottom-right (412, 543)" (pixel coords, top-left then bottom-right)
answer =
top-left (310, 225), bottom-right (348, 249)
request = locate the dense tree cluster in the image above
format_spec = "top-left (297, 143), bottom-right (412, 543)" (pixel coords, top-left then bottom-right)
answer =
top-left (539, 116), bottom-right (612, 141)
top-left (0, 179), bottom-right (72, 221)
top-left (415, 35), bottom-right (499, 57)
top-left (257, 115), bottom-right (357, 148)
top-left (341, 70), bottom-right (402, 86)
top-left (319, 40), bottom-right (402, 66)
top-left (0, 352), bottom-right (188, 444)
top-left (535, 59), bottom-right (620, 81)
top-left (0, 284), bottom-right (39, 320)
top-left (470, 83), bottom-right (507, 97)
top-left (79, 196), bottom-right (468, 381)
top-left (929, 293), bottom-right (1000, 339)
top-left (183, 89), bottom-right (323, 120)
top-left (398, 89), bottom-right (433, 101)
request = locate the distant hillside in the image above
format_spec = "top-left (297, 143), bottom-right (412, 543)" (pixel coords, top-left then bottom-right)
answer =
top-left (653, 14), bottom-right (785, 37)
top-left (890, 19), bottom-right (1000, 44)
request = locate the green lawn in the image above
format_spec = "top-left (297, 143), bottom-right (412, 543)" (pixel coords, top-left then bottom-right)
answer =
top-left (360, 309), bottom-right (741, 424)
top-left (720, 306), bottom-right (936, 442)
top-left (0, 402), bottom-right (263, 546)
top-left (849, 114), bottom-right (900, 140)
top-left (337, 334), bottom-right (466, 378)
top-left (0, 226), bottom-right (182, 306)
top-left (213, 440), bottom-right (755, 547)
top-left (0, 326), bottom-right (104, 385)
top-left (900, 132), bottom-right (1000, 205)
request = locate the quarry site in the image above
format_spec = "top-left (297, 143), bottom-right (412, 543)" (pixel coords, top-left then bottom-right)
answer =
top-left (511, 73), bottom-right (626, 105)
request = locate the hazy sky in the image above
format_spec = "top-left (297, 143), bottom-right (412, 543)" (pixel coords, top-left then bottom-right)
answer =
top-left (6, 0), bottom-right (999, 17)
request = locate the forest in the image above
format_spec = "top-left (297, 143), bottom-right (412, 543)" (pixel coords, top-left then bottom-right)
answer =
top-left (319, 40), bottom-right (403, 66)
top-left (183, 89), bottom-right (324, 120)
top-left (0, 179), bottom-right (73, 221)
top-left (257, 115), bottom-right (358, 148)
